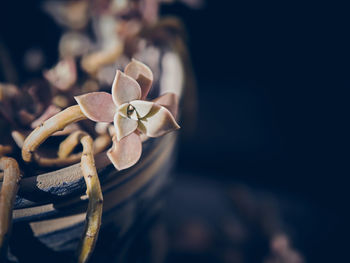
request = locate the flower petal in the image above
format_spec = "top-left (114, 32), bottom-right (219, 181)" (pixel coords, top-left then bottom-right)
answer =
top-left (114, 113), bottom-right (138, 141)
top-left (130, 100), bottom-right (154, 118)
top-left (75, 92), bottom-right (116, 122)
top-left (112, 70), bottom-right (141, 106)
top-left (139, 104), bottom-right (180, 137)
top-left (125, 59), bottom-right (153, 99)
top-left (152, 93), bottom-right (179, 118)
top-left (107, 133), bottom-right (142, 170)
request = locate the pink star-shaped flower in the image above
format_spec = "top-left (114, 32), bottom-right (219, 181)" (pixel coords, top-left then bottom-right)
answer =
top-left (75, 59), bottom-right (180, 170)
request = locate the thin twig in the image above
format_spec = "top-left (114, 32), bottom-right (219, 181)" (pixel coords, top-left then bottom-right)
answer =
top-left (76, 135), bottom-right (103, 263)
top-left (0, 157), bottom-right (22, 258)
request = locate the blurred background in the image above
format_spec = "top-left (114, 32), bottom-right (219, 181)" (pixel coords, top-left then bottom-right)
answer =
top-left (0, 0), bottom-right (348, 262)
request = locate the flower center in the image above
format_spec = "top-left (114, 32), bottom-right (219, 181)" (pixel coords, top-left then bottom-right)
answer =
top-left (127, 104), bottom-right (135, 118)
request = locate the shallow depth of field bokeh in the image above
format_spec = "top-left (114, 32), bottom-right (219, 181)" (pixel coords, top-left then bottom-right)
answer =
top-left (1, 1), bottom-right (347, 262)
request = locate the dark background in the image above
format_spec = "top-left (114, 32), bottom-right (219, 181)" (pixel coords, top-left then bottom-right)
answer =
top-left (167, 0), bottom-right (348, 210)
top-left (165, 1), bottom-right (348, 262)
top-left (0, 1), bottom-right (348, 262)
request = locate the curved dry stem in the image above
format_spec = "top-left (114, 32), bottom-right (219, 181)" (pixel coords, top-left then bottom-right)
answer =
top-left (0, 157), bottom-right (21, 257)
top-left (58, 130), bottom-right (89, 158)
top-left (33, 151), bottom-right (84, 168)
top-left (22, 105), bottom-right (87, 162)
top-left (11, 131), bottom-right (26, 149)
top-left (81, 43), bottom-right (124, 75)
top-left (32, 133), bottom-right (111, 168)
top-left (76, 135), bottom-right (103, 263)
top-left (93, 134), bottom-right (111, 153)
top-left (0, 145), bottom-right (12, 157)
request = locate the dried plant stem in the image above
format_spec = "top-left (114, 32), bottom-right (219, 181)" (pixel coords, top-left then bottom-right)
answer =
top-left (0, 145), bottom-right (12, 157)
top-left (32, 133), bottom-right (111, 167)
top-left (93, 134), bottom-right (111, 153)
top-left (11, 131), bottom-right (26, 149)
top-left (58, 130), bottom-right (89, 158)
top-left (58, 131), bottom-right (111, 158)
top-left (76, 135), bottom-right (103, 263)
top-left (0, 157), bottom-right (21, 257)
top-left (81, 43), bottom-right (124, 75)
top-left (22, 105), bottom-right (87, 162)
top-left (20, 107), bottom-right (105, 260)
top-left (34, 151), bottom-right (84, 167)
